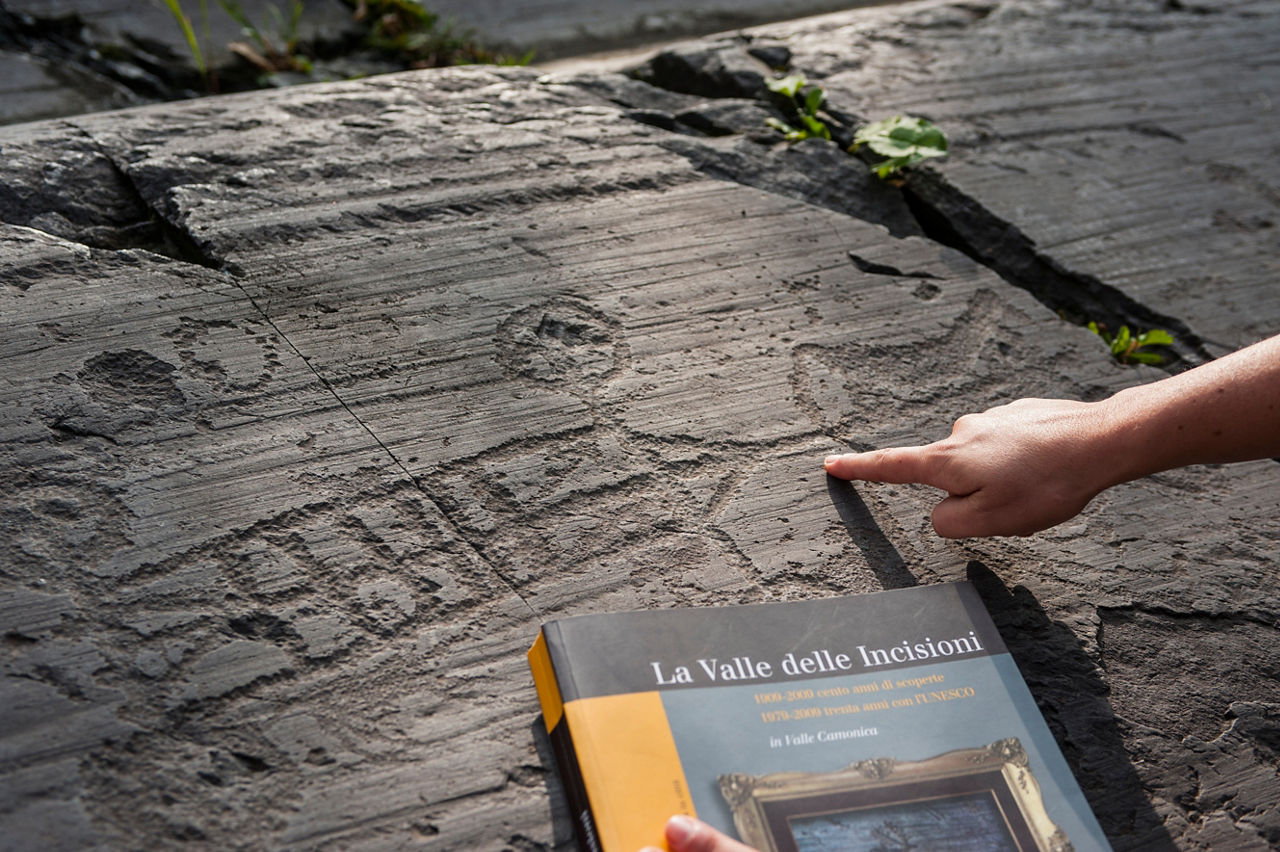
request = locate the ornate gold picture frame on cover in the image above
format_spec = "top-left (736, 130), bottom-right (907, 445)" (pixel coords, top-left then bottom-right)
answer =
top-left (718, 738), bottom-right (1073, 852)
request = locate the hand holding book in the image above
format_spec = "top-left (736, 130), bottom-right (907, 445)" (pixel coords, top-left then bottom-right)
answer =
top-left (531, 583), bottom-right (1110, 852)
top-left (640, 816), bottom-right (755, 852)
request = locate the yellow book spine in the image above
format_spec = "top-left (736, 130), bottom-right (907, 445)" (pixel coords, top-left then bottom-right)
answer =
top-left (565, 691), bottom-right (696, 852)
top-left (528, 631), bottom-right (565, 732)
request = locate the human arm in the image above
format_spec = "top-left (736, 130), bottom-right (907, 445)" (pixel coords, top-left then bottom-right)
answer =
top-left (639, 816), bottom-right (758, 852)
top-left (822, 333), bottom-right (1280, 538)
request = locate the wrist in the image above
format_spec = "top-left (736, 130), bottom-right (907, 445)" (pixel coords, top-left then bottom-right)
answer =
top-left (1091, 384), bottom-right (1170, 487)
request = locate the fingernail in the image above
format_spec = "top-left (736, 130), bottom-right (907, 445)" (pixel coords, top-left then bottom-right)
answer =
top-left (824, 455), bottom-right (839, 466)
top-left (667, 815), bottom-right (697, 844)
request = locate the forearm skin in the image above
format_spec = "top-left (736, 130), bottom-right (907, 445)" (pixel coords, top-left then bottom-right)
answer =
top-left (1099, 334), bottom-right (1280, 488)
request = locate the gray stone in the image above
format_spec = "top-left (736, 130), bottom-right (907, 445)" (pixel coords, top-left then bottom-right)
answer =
top-left (0, 588), bottom-right (75, 636)
top-left (0, 48), bottom-right (137, 125)
top-left (1, 0), bottom-right (1279, 849)
top-left (766, 0), bottom-right (1280, 358)
top-left (0, 677), bottom-right (135, 770)
top-left (0, 761), bottom-right (101, 852)
top-left (178, 640), bottom-right (293, 701)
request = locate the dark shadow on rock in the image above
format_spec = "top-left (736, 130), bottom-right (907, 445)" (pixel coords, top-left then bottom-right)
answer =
top-left (825, 475), bottom-right (917, 589)
top-left (965, 561), bottom-right (1176, 852)
top-left (530, 716), bottom-right (577, 849)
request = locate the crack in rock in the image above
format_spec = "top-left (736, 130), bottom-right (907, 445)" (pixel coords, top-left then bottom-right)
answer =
top-left (90, 145), bottom-right (234, 273)
top-left (846, 251), bottom-right (940, 279)
top-left (900, 170), bottom-right (1213, 369)
top-left (606, 39), bottom-right (1215, 370)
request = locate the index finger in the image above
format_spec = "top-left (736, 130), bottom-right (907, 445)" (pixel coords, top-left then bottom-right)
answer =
top-left (823, 446), bottom-right (942, 487)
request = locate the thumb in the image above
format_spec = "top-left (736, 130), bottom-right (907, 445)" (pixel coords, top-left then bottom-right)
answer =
top-left (930, 494), bottom-right (983, 539)
top-left (824, 446), bottom-right (939, 486)
top-left (664, 816), bottom-right (757, 852)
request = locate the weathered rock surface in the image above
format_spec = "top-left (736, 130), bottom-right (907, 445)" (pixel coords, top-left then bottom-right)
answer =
top-left (2, 0), bottom-right (1279, 849)
top-left (765, 0), bottom-right (1280, 358)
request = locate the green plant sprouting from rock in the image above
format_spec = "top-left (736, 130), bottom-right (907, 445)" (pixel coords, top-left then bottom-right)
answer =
top-left (764, 74), bottom-right (831, 143)
top-left (764, 75), bottom-right (949, 179)
top-left (850, 114), bottom-right (949, 178)
top-left (760, 74), bottom-right (1168, 369)
top-left (1087, 322), bottom-right (1174, 365)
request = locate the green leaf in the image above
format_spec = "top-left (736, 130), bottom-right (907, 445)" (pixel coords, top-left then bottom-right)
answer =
top-left (766, 74), bottom-right (806, 98)
top-left (854, 115), bottom-right (948, 178)
top-left (1086, 319), bottom-right (1175, 365)
top-left (1137, 329), bottom-right (1174, 347)
top-left (767, 119), bottom-right (811, 142)
top-left (217, 0), bottom-right (255, 35)
top-left (289, 0), bottom-right (304, 41)
top-left (855, 116), bottom-right (947, 155)
top-left (160, 0), bottom-right (207, 73)
top-left (890, 122), bottom-right (946, 151)
top-left (803, 87), bottom-right (825, 116)
top-left (872, 155), bottom-right (916, 178)
top-left (800, 113), bottom-right (831, 141)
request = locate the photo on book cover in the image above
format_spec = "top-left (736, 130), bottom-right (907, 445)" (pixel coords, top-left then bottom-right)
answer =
top-left (718, 738), bottom-right (1072, 852)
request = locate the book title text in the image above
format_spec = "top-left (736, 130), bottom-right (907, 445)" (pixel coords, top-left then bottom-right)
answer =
top-left (649, 631), bottom-right (985, 686)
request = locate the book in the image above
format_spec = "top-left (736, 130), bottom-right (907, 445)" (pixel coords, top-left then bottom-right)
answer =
top-left (528, 581), bottom-right (1110, 852)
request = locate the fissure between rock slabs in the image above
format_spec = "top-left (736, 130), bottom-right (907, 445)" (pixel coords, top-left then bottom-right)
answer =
top-left (98, 155), bottom-right (231, 273)
top-left (614, 43), bottom-right (1213, 371)
top-left (95, 142), bottom-right (547, 618)
top-left (898, 174), bottom-right (1212, 369)
top-left (33, 123), bottom-right (236, 272)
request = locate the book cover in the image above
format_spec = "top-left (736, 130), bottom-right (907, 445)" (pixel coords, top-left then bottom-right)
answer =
top-left (528, 582), bottom-right (1110, 852)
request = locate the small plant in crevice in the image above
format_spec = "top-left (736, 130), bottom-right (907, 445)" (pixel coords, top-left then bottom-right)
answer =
top-left (850, 115), bottom-right (949, 179)
top-left (762, 76), bottom-right (949, 180)
top-left (1087, 322), bottom-right (1174, 365)
top-left (763, 74), bottom-right (832, 142)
